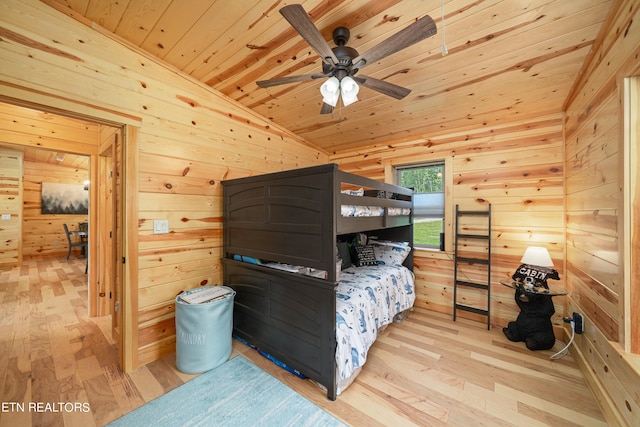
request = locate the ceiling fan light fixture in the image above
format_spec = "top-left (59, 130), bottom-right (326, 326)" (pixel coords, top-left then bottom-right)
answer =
top-left (320, 76), bottom-right (340, 107)
top-left (340, 76), bottom-right (359, 106)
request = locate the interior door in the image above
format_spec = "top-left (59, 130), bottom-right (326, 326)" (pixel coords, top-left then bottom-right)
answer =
top-left (112, 129), bottom-right (123, 348)
top-left (98, 144), bottom-right (114, 317)
top-left (97, 127), bottom-right (122, 348)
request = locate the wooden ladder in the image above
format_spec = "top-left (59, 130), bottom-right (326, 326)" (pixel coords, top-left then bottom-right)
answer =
top-left (453, 204), bottom-right (492, 329)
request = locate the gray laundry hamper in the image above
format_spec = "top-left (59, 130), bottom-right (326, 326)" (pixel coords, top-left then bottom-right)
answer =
top-left (175, 286), bottom-right (235, 374)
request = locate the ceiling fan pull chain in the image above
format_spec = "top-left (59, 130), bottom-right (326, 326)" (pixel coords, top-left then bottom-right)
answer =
top-left (442, 0), bottom-right (449, 56)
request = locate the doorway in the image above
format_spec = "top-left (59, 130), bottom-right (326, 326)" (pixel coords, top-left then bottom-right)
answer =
top-left (0, 100), bottom-right (126, 367)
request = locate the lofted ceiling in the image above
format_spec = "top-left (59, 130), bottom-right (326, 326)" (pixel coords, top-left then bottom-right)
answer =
top-left (42, 0), bottom-right (613, 154)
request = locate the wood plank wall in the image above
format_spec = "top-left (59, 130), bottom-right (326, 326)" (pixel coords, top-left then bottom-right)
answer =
top-left (563, 0), bottom-right (640, 425)
top-left (0, 0), bottom-right (328, 369)
top-left (331, 113), bottom-right (566, 332)
top-left (0, 148), bottom-right (22, 267)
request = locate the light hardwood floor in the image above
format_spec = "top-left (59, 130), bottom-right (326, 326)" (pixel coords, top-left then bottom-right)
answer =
top-left (0, 258), bottom-right (608, 426)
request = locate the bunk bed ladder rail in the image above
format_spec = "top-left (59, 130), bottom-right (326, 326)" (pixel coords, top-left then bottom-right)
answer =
top-left (453, 204), bottom-right (492, 330)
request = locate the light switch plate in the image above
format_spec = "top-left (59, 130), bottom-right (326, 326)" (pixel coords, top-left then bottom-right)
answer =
top-left (1, 214), bottom-right (10, 220)
top-left (153, 219), bottom-right (169, 234)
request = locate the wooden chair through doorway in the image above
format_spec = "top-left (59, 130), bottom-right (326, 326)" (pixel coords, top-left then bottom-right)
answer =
top-left (78, 222), bottom-right (88, 240)
top-left (63, 223), bottom-right (88, 260)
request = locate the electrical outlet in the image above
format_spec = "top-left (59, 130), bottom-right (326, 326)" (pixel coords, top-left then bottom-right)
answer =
top-left (573, 312), bottom-right (584, 334)
top-left (1, 214), bottom-right (10, 220)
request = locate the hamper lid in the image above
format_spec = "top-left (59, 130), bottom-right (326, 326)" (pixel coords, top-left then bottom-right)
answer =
top-left (179, 286), bottom-right (232, 304)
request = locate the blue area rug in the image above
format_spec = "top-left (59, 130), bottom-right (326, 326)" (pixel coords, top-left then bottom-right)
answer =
top-left (107, 355), bottom-right (346, 427)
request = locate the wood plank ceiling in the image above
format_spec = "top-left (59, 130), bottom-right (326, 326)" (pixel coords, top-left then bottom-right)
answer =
top-left (42, 0), bottom-right (613, 154)
top-left (0, 101), bottom-right (95, 168)
top-left (0, 141), bottom-right (88, 168)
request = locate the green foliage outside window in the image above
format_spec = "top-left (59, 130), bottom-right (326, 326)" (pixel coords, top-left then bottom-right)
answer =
top-left (414, 220), bottom-right (443, 246)
top-left (397, 163), bottom-right (445, 249)
top-left (398, 164), bottom-right (443, 193)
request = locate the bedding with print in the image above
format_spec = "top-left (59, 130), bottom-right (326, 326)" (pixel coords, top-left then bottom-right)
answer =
top-left (334, 263), bottom-right (415, 394)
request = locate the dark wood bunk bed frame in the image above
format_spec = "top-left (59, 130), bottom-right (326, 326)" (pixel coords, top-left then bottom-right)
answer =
top-left (221, 163), bottom-right (413, 400)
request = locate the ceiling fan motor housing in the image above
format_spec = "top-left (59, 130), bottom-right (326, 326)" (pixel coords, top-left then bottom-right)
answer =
top-left (332, 26), bottom-right (350, 46)
top-left (329, 27), bottom-right (359, 79)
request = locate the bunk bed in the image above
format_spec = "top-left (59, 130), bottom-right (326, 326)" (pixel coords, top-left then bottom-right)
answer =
top-left (222, 163), bottom-right (414, 400)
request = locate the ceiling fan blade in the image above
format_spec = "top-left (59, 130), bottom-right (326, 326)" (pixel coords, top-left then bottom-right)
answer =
top-left (279, 4), bottom-right (339, 65)
top-left (320, 103), bottom-right (333, 114)
top-left (353, 76), bottom-right (411, 99)
top-left (256, 73), bottom-right (326, 88)
top-left (352, 15), bottom-right (437, 70)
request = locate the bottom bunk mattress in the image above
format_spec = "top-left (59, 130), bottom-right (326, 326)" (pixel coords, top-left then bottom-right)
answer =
top-left (335, 263), bottom-right (415, 394)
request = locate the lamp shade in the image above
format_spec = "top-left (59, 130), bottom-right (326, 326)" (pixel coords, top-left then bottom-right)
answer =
top-left (320, 77), bottom-right (340, 107)
top-left (520, 246), bottom-right (554, 267)
top-left (340, 76), bottom-right (359, 107)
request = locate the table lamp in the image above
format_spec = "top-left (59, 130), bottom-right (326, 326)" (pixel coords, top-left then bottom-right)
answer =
top-left (512, 246), bottom-right (560, 290)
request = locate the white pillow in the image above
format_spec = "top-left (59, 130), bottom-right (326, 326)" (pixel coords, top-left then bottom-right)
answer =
top-left (369, 240), bottom-right (411, 265)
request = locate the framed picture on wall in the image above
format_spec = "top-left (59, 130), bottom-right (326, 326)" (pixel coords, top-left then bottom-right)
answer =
top-left (41, 182), bottom-right (88, 214)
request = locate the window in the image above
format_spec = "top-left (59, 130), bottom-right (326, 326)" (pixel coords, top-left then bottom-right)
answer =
top-left (396, 161), bottom-right (445, 249)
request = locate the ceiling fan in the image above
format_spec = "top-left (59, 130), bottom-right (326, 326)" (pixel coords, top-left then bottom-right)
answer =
top-left (256, 4), bottom-right (437, 114)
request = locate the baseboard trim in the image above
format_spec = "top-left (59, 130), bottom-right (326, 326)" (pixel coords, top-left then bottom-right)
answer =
top-left (569, 332), bottom-right (628, 427)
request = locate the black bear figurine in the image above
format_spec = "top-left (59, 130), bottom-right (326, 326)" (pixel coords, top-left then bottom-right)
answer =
top-left (502, 286), bottom-right (556, 350)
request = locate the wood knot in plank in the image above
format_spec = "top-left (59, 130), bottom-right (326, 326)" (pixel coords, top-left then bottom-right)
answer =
top-left (176, 95), bottom-right (200, 108)
top-left (378, 15), bottom-right (400, 26)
